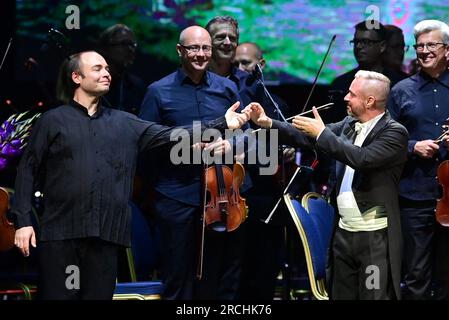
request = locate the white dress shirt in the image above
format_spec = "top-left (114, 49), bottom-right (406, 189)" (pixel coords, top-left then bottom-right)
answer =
top-left (336, 112), bottom-right (388, 232)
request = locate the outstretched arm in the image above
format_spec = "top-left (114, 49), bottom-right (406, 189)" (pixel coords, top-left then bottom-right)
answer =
top-left (243, 102), bottom-right (315, 148)
top-left (137, 102), bottom-right (251, 153)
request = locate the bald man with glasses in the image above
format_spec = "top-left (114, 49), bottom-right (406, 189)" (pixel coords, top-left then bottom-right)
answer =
top-left (139, 26), bottom-right (249, 300)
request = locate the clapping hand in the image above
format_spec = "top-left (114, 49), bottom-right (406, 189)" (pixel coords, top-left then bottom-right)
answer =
top-left (225, 102), bottom-right (251, 129)
top-left (242, 102), bottom-right (272, 128)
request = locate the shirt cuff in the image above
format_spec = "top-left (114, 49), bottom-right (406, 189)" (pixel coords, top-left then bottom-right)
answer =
top-left (316, 127), bottom-right (326, 141)
top-left (207, 116), bottom-right (228, 130)
top-left (12, 210), bottom-right (34, 229)
top-left (408, 140), bottom-right (417, 157)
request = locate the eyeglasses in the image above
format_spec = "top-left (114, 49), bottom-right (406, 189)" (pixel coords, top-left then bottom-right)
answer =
top-left (179, 44), bottom-right (212, 54)
top-left (350, 39), bottom-right (383, 47)
top-left (413, 42), bottom-right (447, 52)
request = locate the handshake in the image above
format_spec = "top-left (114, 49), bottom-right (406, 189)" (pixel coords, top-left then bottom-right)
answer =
top-left (225, 101), bottom-right (272, 130)
top-left (201, 102), bottom-right (272, 157)
top-left (227, 101), bottom-right (326, 139)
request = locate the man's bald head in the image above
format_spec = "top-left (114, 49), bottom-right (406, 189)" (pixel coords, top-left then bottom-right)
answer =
top-left (237, 42), bottom-right (263, 59)
top-left (177, 26), bottom-right (212, 82)
top-left (234, 42), bottom-right (265, 73)
top-left (354, 70), bottom-right (390, 109)
top-left (179, 26), bottom-right (211, 45)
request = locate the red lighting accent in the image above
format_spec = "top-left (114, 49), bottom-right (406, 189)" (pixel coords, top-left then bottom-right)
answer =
top-left (5, 99), bottom-right (12, 105)
top-left (37, 101), bottom-right (44, 107)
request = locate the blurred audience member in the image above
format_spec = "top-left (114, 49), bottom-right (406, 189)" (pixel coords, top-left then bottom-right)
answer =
top-left (383, 25), bottom-right (409, 76)
top-left (98, 24), bottom-right (145, 115)
top-left (328, 20), bottom-right (407, 123)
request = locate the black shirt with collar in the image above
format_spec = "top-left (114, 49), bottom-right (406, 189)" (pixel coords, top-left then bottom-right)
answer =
top-left (11, 99), bottom-right (227, 246)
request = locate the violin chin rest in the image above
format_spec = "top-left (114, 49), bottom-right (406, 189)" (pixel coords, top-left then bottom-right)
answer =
top-left (208, 221), bottom-right (227, 232)
top-left (437, 215), bottom-right (449, 227)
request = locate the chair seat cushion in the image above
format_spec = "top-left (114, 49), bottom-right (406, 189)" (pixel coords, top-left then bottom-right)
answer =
top-left (114, 281), bottom-right (163, 295)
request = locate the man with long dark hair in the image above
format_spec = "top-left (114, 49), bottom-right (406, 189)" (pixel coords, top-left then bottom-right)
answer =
top-left (11, 50), bottom-right (250, 299)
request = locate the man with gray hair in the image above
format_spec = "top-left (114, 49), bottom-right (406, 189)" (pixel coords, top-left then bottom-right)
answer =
top-left (246, 70), bottom-right (408, 299)
top-left (205, 16), bottom-right (260, 107)
top-left (388, 19), bottom-right (449, 300)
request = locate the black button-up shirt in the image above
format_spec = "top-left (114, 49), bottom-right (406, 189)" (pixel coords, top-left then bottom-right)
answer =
top-left (11, 100), bottom-right (227, 246)
top-left (388, 69), bottom-right (449, 200)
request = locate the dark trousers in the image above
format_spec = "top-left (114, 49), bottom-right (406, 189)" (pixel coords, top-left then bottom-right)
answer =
top-left (331, 226), bottom-right (394, 300)
top-left (400, 198), bottom-right (449, 300)
top-left (154, 192), bottom-right (244, 300)
top-left (238, 194), bottom-right (285, 300)
top-left (37, 238), bottom-right (119, 300)
top-left (154, 193), bottom-right (197, 300)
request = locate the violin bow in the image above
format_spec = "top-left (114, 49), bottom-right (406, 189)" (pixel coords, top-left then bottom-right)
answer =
top-left (0, 38), bottom-right (12, 72)
top-left (197, 155), bottom-right (209, 280)
top-left (252, 35), bottom-right (336, 134)
top-left (300, 34), bottom-right (336, 114)
top-left (251, 102), bottom-right (334, 133)
top-left (286, 102), bottom-right (334, 121)
top-left (261, 35), bottom-right (336, 224)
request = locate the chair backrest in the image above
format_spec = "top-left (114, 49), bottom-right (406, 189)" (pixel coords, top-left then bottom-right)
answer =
top-left (284, 192), bottom-right (335, 300)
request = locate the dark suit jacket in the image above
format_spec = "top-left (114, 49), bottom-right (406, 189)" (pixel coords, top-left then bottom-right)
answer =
top-left (272, 112), bottom-right (408, 299)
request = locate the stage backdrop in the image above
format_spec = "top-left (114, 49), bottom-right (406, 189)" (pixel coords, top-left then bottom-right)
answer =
top-left (15, 0), bottom-right (449, 84)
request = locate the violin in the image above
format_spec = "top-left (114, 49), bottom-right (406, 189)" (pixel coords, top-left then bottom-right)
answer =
top-left (436, 160), bottom-right (449, 226)
top-left (196, 162), bottom-right (247, 279)
top-left (203, 163), bottom-right (247, 232)
top-left (434, 123), bottom-right (449, 226)
top-left (0, 187), bottom-right (15, 252)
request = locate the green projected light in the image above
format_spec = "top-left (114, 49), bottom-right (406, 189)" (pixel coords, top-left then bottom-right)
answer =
top-left (16, 0), bottom-right (449, 84)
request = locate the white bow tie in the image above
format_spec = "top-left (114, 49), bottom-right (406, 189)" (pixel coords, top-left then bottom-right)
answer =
top-left (354, 122), bottom-right (365, 134)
